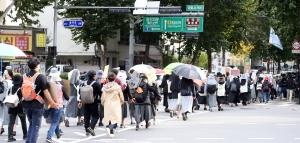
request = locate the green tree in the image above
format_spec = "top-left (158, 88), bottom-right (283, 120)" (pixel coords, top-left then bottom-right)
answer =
top-left (182, 52), bottom-right (208, 68)
top-left (0, 0), bottom-right (55, 26)
top-left (58, 0), bottom-right (134, 69)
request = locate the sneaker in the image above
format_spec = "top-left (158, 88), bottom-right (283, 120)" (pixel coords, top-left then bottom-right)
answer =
top-left (46, 137), bottom-right (52, 143)
top-left (1, 128), bottom-right (5, 135)
top-left (86, 132), bottom-right (90, 137)
top-left (60, 129), bottom-right (64, 135)
top-left (98, 122), bottom-right (104, 126)
top-left (182, 113), bottom-right (186, 121)
top-left (23, 135), bottom-right (27, 140)
top-left (105, 128), bottom-right (111, 137)
top-left (120, 124), bottom-right (125, 128)
top-left (87, 127), bottom-right (95, 136)
top-left (7, 137), bottom-right (16, 142)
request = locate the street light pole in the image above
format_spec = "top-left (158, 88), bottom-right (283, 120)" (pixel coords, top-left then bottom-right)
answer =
top-left (129, 18), bottom-right (134, 71)
top-left (53, 0), bottom-right (58, 67)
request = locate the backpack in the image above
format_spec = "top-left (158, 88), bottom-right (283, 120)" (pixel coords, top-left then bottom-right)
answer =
top-left (21, 73), bottom-right (43, 103)
top-left (134, 83), bottom-right (147, 103)
top-left (263, 81), bottom-right (269, 91)
top-left (3, 88), bottom-right (20, 108)
top-left (207, 84), bottom-right (217, 94)
top-left (230, 83), bottom-right (237, 92)
top-left (257, 83), bottom-right (262, 90)
top-left (79, 81), bottom-right (96, 104)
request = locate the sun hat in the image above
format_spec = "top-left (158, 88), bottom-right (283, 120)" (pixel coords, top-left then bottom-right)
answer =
top-left (49, 68), bottom-right (59, 76)
top-left (50, 73), bottom-right (62, 82)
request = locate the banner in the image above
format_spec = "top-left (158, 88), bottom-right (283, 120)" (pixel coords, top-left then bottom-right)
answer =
top-left (103, 65), bottom-right (109, 78)
top-left (269, 27), bottom-right (283, 50)
top-left (0, 34), bottom-right (32, 51)
top-left (36, 33), bottom-right (46, 47)
top-left (230, 69), bottom-right (240, 77)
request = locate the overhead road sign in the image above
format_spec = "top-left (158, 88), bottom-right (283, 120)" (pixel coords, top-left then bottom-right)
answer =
top-left (63, 20), bottom-right (83, 27)
top-left (186, 5), bottom-right (204, 11)
top-left (143, 17), bottom-right (204, 32)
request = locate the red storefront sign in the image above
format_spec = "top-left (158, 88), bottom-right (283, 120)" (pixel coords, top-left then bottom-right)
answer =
top-left (15, 37), bottom-right (29, 50)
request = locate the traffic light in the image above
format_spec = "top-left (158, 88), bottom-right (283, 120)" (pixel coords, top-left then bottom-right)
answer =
top-left (48, 46), bottom-right (57, 57)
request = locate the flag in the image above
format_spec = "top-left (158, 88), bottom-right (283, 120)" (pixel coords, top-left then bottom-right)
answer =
top-left (269, 27), bottom-right (283, 50)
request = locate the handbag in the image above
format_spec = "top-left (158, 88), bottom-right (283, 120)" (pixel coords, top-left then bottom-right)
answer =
top-left (3, 88), bottom-right (20, 108)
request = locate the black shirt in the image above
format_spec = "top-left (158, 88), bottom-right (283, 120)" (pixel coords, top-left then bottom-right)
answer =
top-left (22, 70), bottom-right (49, 109)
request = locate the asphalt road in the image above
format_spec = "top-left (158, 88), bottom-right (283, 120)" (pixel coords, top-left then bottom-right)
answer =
top-left (0, 98), bottom-right (299, 143)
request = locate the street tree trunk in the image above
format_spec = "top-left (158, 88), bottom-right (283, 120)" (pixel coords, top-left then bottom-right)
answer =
top-left (267, 59), bottom-right (270, 73)
top-left (277, 59), bottom-right (281, 74)
top-left (207, 48), bottom-right (212, 73)
top-left (145, 43), bottom-right (150, 64)
top-left (190, 50), bottom-right (200, 65)
top-left (96, 42), bottom-right (107, 70)
top-left (222, 47), bottom-right (226, 66)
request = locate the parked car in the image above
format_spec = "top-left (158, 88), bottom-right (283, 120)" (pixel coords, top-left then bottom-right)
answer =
top-left (46, 64), bottom-right (74, 74)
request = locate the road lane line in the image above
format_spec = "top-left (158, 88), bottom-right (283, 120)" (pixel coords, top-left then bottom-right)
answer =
top-left (276, 124), bottom-right (296, 125)
top-left (73, 132), bottom-right (86, 137)
top-left (201, 122), bottom-right (222, 124)
top-left (196, 138), bottom-right (225, 140)
top-left (295, 138), bottom-right (300, 139)
top-left (96, 128), bottom-right (105, 130)
top-left (240, 123), bottom-right (257, 124)
top-left (147, 138), bottom-right (173, 140)
top-left (69, 111), bottom-right (210, 143)
top-left (248, 138), bottom-right (274, 140)
top-left (93, 139), bottom-right (127, 141)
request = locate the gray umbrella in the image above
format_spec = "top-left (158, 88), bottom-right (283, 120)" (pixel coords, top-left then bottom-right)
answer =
top-left (172, 64), bottom-right (201, 80)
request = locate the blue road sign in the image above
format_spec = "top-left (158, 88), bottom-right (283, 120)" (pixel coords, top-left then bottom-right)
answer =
top-left (63, 20), bottom-right (83, 27)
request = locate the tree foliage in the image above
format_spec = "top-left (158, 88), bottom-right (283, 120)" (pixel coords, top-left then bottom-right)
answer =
top-left (0, 0), bottom-right (55, 26)
top-left (58, 0), bottom-right (134, 69)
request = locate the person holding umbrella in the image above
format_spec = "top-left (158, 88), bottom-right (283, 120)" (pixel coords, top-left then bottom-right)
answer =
top-left (178, 77), bottom-right (195, 121)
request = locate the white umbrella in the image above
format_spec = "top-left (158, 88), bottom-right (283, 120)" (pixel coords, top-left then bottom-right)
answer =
top-left (0, 43), bottom-right (26, 57)
top-left (129, 64), bottom-right (155, 74)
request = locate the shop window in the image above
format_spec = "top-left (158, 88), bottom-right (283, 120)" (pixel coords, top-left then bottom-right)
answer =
top-left (119, 30), bottom-right (129, 45)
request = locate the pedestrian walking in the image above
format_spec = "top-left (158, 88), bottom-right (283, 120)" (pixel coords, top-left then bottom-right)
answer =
top-left (204, 74), bottom-right (217, 112)
top-left (127, 70), bottom-right (139, 125)
top-left (179, 77), bottom-right (195, 120)
top-left (101, 72), bottom-right (124, 138)
top-left (134, 73), bottom-right (159, 130)
top-left (256, 75), bottom-right (264, 103)
top-left (7, 74), bottom-right (27, 142)
top-left (240, 74), bottom-right (250, 106)
top-left (168, 73), bottom-right (182, 118)
top-left (216, 75), bottom-right (227, 111)
top-left (286, 75), bottom-right (295, 102)
top-left (160, 74), bottom-right (170, 113)
top-left (228, 76), bottom-right (240, 107)
top-left (78, 70), bottom-right (102, 137)
top-left (22, 57), bottom-right (59, 143)
top-left (65, 69), bottom-right (84, 127)
top-left (46, 73), bottom-right (70, 143)
top-left (196, 79), bottom-right (207, 110)
top-left (262, 76), bottom-right (272, 104)
top-left (96, 70), bottom-right (104, 127)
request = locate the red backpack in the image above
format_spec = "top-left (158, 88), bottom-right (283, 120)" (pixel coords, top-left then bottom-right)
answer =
top-left (21, 73), bottom-right (44, 103)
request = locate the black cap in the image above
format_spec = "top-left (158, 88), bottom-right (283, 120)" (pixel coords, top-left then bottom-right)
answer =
top-left (12, 74), bottom-right (22, 85)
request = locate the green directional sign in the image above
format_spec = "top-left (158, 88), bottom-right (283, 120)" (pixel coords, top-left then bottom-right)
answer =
top-left (162, 17), bottom-right (183, 32)
top-left (143, 17), bottom-right (204, 32)
top-left (186, 5), bottom-right (204, 11)
top-left (143, 17), bottom-right (162, 32)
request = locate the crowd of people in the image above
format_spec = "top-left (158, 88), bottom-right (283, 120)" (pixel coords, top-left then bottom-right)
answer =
top-left (0, 57), bottom-right (299, 143)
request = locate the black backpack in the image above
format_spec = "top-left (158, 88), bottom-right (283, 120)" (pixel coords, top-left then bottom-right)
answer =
top-left (263, 81), bottom-right (269, 91)
top-left (134, 83), bottom-right (147, 103)
top-left (230, 83), bottom-right (237, 92)
top-left (207, 84), bottom-right (217, 94)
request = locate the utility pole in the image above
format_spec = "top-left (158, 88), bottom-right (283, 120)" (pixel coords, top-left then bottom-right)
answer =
top-left (129, 18), bottom-right (134, 70)
top-left (53, 0), bottom-right (58, 67)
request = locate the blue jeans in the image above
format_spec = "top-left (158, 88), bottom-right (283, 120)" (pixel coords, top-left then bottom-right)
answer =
top-left (47, 108), bottom-right (63, 138)
top-left (277, 87), bottom-right (287, 98)
top-left (263, 92), bottom-right (270, 103)
top-left (24, 108), bottom-right (43, 143)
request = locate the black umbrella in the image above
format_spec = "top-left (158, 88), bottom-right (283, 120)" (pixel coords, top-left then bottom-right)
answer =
top-left (172, 64), bottom-right (201, 80)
